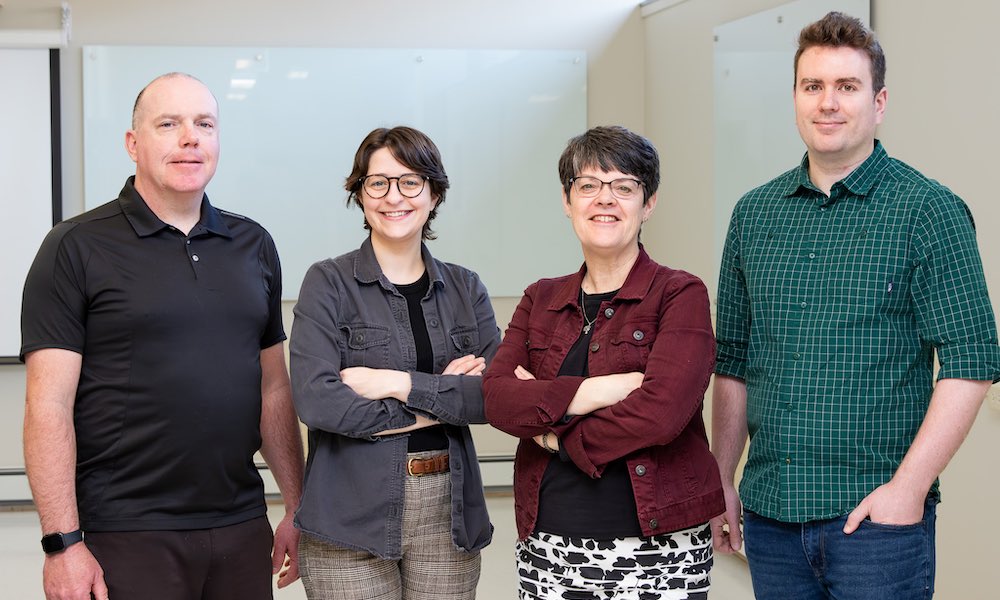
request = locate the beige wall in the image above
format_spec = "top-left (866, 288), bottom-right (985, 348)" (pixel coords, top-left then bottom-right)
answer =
top-left (642, 0), bottom-right (1000, 597)
top-left (0, 0), bottom-right (644, 468)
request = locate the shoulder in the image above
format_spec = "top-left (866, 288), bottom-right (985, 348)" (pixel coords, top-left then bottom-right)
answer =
top-left (649, 261), bottom-right (709, 299)
top-left (432, 257), bottom-right (489, 291)
top-left (880, 157), bottom-right (975, 227)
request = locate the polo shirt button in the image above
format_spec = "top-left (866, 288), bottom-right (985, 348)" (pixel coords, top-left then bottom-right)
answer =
top-left (604, 307), bottom-right (614, 318)
top-left (632, 330), bottom-right (644, 341)
top-left (634, 465), bottom-right (646, 476)
top-left (191, 254), bottom-right (200, 262)
top-left (800, 301), bottom-right (808, 309)
top-left (808, 252), bottom-right (816, 259)
top-left (186, 240), bottom-right (191, 245)
top-left (792, 352), bottom-right (801, 360)
top-left (589, 342), bottom-right (600, 352)
top-left (649, 519), bottom-right (658, 529)
top-left (429, 319), bottom-right (439, 328)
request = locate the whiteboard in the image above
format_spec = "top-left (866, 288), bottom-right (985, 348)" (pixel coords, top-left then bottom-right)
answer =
top-left (713, 0), bottom-right (870, 264)
top-left (0, 48), bottom-right (58, 362)
top-left (83, 46), bottom-right (587, 298)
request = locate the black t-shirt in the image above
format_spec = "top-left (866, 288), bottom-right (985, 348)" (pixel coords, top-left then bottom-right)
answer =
top-left (534, 288), bottom-right (642, 539)
top-left (395, 272), bottom-right (448, 452)
top-left (20, 178), bottom-right (284, 532)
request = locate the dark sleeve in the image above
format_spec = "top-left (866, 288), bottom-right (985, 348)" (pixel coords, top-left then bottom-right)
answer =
top-left (407, 269), bottom-right (501, 425)
top-left (290, 262), bottom-right (416, 439)
top-left (911, 192), bottom-right (1000, 382)
top-left (258, 229), bottom-right (286, 349)
top-left (714, 206), bottom-right (749, 380)
top-left (555, 277), bottom-right (716, 478)
top-left (482, 282), bottom-right (586, 438)
top-left (20, 222), bottom-right (87, 361)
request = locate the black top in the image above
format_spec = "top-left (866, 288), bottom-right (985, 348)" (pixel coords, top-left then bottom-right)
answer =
top-left (21, 177), bottom-right (285, 532)
top-left (534, 288), bottom-right (642, 539)
top-left (395, 272), bottom-right (447, 451)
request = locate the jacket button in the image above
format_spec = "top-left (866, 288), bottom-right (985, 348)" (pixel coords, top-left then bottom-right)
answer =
top-left (429, 319), bottom-right (439, 328)
top-left (649, 518), bottom-right (658, 529)
top-left (632, 330), bottom-right (644, 341)
top-left (634, 464), bottom-right (646, 476)
top-left (604, 307), bottom-right (614, 318)
top-left (589, 342), bottom-right (600, 352)
top-left (354, 333), bottom-right (364, 343)
top-left (462, 335), bottom-right (471, 347)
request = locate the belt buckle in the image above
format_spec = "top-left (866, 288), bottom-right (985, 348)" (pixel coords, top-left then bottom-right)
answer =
top-left (407, 457), bottom-right (420, 477)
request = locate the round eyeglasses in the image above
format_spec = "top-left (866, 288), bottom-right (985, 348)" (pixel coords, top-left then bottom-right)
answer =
top-left (361, 174), bottom-right (428, 199)
top-left (569, 176), bottom-right (643, 201)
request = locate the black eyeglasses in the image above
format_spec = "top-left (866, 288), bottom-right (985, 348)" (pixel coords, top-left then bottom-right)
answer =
top-left (360, 174), bottom-right (428, 199)
top-left (569, 176), bottom-right (643, 201)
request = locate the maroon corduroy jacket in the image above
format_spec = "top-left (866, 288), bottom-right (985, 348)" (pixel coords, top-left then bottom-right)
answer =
top-left (483, 246), bottom-right (724, 539)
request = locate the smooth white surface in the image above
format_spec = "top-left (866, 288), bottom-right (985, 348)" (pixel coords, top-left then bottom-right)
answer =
top-left (82, 46), bottom-right (587, 298)
top-left (0, 48), bottom-right (54, 360)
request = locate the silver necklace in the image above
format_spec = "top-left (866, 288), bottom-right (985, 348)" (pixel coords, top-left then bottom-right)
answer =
top-left (580, 287), bottom-right (597, 334)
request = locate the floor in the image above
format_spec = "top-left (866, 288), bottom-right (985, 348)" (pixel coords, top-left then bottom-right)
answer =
top-left (0, 495), bottom-right (754, 599)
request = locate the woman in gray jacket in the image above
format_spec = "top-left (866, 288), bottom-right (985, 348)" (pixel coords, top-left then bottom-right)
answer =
top-left (290, 126), bottom-right (499, 600)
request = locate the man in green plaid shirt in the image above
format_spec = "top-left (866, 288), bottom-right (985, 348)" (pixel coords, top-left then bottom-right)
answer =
top-left (710, 12), bottom-right (1000, 599)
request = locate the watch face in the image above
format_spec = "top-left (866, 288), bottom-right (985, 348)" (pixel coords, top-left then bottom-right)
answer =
top-left (41, 533), bottom-right (65, 553)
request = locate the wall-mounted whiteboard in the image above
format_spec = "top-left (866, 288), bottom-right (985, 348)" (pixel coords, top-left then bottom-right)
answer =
top-left (0, 48), bottom-right (59, 362)
top-left (83, 46), bottom-right (587, 298)
top-left (713, 0), bottom-right (870, 264)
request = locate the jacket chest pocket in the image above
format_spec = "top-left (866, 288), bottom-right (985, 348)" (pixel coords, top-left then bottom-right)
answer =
top-left (449, 325), bottom-right (481, 357)
top-left (610, 319), bottom-right (657, 371)
top-left (343, 323), bottom-right (392, 368)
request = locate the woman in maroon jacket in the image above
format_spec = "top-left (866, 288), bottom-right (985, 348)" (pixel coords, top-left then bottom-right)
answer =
top-left (483, 126), bottom-right (724, 599)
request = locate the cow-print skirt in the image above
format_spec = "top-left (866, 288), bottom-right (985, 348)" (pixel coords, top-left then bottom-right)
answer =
top-left (516, 523), bottom-right (713, 599)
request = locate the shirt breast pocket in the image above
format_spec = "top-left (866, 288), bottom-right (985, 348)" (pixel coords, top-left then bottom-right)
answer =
top-left (611, 319), bottom-right (657, 372)
top-left (343, 323), bottom-right (393, 368)
top-left (449, 325), bottom-right (481, 357)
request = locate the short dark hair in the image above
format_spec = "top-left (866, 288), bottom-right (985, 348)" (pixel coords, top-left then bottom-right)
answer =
top-left (795, 11), bottom-right (886, 96)
top-left (344, 126), bottom-right (450, 241)
top-left (557, 125), bottom-right (659, 205)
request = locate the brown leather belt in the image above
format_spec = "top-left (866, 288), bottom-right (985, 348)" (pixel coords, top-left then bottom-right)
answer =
top-left (407, 454), bottom-right (449, 476)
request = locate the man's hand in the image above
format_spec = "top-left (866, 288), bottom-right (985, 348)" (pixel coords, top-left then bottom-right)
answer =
top-left (710, 483), bottom-right (743, 553)
top-left (43, 543), bottom-right (108, 600)
top-left (271, 512), bottom-right (300, 588)
top-left (843, 480), bottom-right (926, 534)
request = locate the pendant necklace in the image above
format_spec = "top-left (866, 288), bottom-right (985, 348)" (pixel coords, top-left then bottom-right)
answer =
top-left (580, 287), bottom-right (597, 335)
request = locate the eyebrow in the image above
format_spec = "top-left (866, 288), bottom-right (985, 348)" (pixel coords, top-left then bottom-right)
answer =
top-left (799, 77), bottom-right (864, 87)
top-left (154, 112), bottom-right (218, 121)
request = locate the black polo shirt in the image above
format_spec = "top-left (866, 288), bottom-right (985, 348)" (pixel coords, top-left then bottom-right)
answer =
top-left (21, 177), bottom-right (285, 532)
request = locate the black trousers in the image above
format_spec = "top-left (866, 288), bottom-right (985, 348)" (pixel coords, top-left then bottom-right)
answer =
top-left (86, 515), bottom-right (274, 600)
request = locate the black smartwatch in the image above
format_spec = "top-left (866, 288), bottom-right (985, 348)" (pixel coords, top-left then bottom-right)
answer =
top-left (41, 530), bottom-right (84, 554)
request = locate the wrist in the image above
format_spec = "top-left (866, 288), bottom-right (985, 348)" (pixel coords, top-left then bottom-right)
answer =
top-left (541, 432), bottom-right (558, 453)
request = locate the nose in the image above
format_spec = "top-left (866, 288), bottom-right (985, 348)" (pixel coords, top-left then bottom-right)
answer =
top-left (179, 122), bottom-right (200, 147)
top-left (595, 182), bottom-right (617, 204)
top-left (819, 87), bottom-right (838, 111)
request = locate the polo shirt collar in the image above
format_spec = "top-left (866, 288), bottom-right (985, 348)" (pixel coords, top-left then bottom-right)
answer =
top-left (783, 139), bottom-right (889, 199)
top-left (353, 236), bottom-right (445, 290)
top-left (547, 244), bottom-right (657, 311)
top-left (118, 176), bottom-right (232, 239)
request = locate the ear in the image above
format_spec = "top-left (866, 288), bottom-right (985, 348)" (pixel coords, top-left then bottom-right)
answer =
top-left (562, 189), bottom-right (572, 218)
top-left (642, 192), bottom-right (658, 221)
top-left (125, 129), bottom-right (139, 164)
top-left (431, 194), bottom-right (440, 211)
top-left (873, 86), bottom-right (888, 125)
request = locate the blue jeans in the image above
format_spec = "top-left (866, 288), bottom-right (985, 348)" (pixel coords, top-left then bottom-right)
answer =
top-left (743, 497), bottom-right (938, 600)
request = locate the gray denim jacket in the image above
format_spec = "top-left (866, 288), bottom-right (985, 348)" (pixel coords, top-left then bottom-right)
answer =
top-left (290, 238), bottom-right (500, 559)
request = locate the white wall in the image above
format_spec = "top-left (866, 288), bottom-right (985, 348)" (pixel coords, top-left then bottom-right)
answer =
top-left (642, 1), bottom-right (1000, 597)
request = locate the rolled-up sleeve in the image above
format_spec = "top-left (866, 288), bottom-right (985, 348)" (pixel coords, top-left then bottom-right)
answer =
top-left (715, 207), bottom-right (750, 381)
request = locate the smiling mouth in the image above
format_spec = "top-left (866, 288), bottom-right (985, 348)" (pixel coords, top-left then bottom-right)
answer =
top-left (591, 215), bottom-right (619, 222)
top-left (382, 210), bottom-right (412, 218)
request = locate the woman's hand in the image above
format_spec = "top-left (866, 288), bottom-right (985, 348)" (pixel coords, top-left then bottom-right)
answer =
top-left (340, 367), bottom-right (411, 402)
top-left (443, 354), bottom-right (487, 376)
top-left (567, 372), bottom-right (644, 416)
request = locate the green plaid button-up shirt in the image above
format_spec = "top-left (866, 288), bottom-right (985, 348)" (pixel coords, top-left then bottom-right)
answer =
top-left (716, 141), bottom-right (1000, 522)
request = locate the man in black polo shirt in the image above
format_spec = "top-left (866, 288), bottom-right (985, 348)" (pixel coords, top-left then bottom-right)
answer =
top-left (21, 72), bottom-right (304, 600)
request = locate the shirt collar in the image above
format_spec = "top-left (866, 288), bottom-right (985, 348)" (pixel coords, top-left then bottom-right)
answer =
top-left (782, 140), bottom-right (890, 200)
top-left (118, 176), bottom-right (232, 238)
top-left (547, 244), bottom-right (658, 311)
top-left (353, 236), bottom-right (445, 290)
